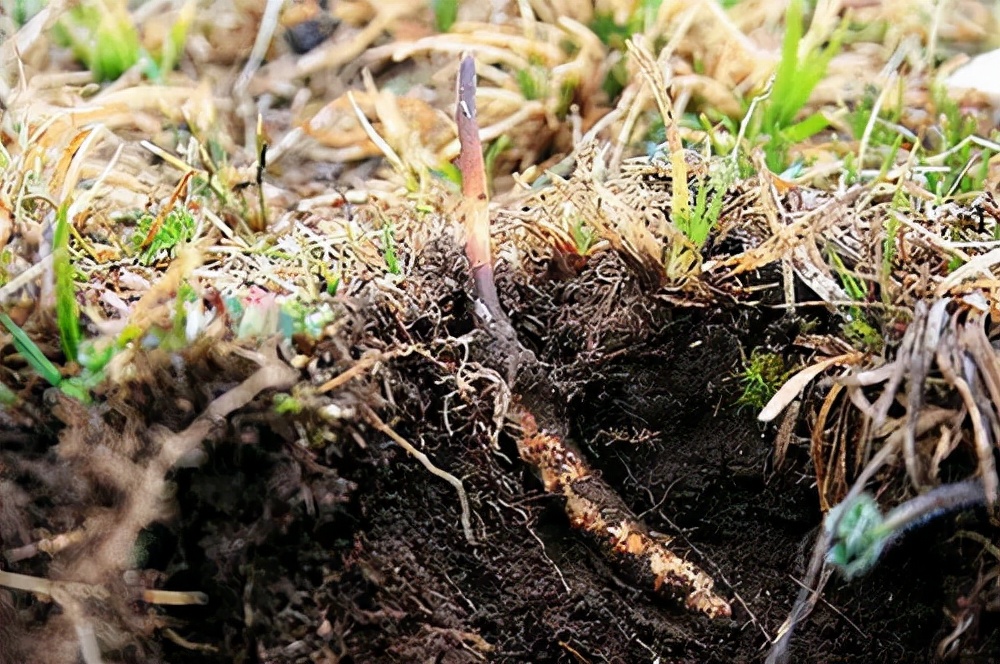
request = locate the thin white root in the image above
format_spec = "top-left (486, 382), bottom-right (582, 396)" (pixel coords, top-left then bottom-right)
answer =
top-left (361, 405), bottom-right (477, 545)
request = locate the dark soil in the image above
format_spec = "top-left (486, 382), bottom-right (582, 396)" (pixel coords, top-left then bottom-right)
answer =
top-left (3, 230), bottom-right (988, 664)
top-left (141, 244), bottom-right (1000, 663)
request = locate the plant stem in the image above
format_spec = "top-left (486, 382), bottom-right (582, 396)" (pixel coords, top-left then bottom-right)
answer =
top-left (880, 479), bottom-right (986, 538)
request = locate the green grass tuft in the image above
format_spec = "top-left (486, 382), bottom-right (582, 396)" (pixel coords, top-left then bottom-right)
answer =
top-left (737, 350), bottom-right (791, 410)
top-left (755, 0), bottom-right (846, 172)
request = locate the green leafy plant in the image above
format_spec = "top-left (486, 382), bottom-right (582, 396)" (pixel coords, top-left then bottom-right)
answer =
top-left (131, 206), bottom-right (198, 265)
top-left (826, 480), bottom-right (986, 579)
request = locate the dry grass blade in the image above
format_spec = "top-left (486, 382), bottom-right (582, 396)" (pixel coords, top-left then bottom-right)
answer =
top-left (625, 38), bottom-right (689, 231)
top-left (137, 171), bottom-right (194, 252)
top-left (935, 318), bottom-right (999, 506)
top-left (760, 353), bottom-right (860, 423)
top-left (346, 91), bottom-right (408, 178)
top-left (936, 249), bottom-right (1000, 296)
top-left (811, 382), bottom-right (845, 511)
top-left (719, 187), bottom-right (866, 279)
top-left (899, 300), bottom-right (948, 489)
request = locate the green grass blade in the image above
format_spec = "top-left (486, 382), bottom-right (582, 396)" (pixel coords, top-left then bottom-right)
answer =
top-left (765, 0), bottom-right (804, 131)
top-left (0, 381), bottom-right (19, 406)
top-left (54, 203), bottom-right (81, 362)
top-left (0, 313), bottom-right (63, 386)
top-left (780, 112), bottom-right (830, 143)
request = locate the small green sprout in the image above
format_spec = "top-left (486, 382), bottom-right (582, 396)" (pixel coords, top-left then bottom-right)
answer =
top-left (154, 0), bottom-right (195, 76)
top-left (484, 135), bottom-right (513, 191)
top-left (434, 162), bottom-right (464, 189)
top-left (842, 316), bottom-right (883, 352)
top-left (590, 0), bottom-right (662, 49)
top-left (0, 249), bottom-right (14, 287)
top-left (921, 85), bottom-right (997, 197)
top-left (590, 0), bottom-right (664, 101)
top-left (51, 0), bottom-right (192, 82)
top-left (555, 78), bottom-right (578, 119)
top-left (316, 263), bottom-right (340, 296)
top-left (826, 480), bottom-right (986, 579)
top-left (571, 219), bottom-right (597, 255)
top-left (381, 224), bottom-right (400, 275)
top-left (8, 0), bottom-right (46, 26)
top-left (847, 84), bottom-right (903, 146)
top-left (273, 393), bottom-right (303, 415)
top-left (0, 382), bottom-right (18, 407)
top-left (828, 248), bottom-right (883, 352)
top-left (516, 66), bottom-right (547, 101)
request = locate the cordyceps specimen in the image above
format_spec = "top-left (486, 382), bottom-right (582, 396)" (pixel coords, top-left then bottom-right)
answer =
top-left (453, 54), bottom-right (730, 619)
